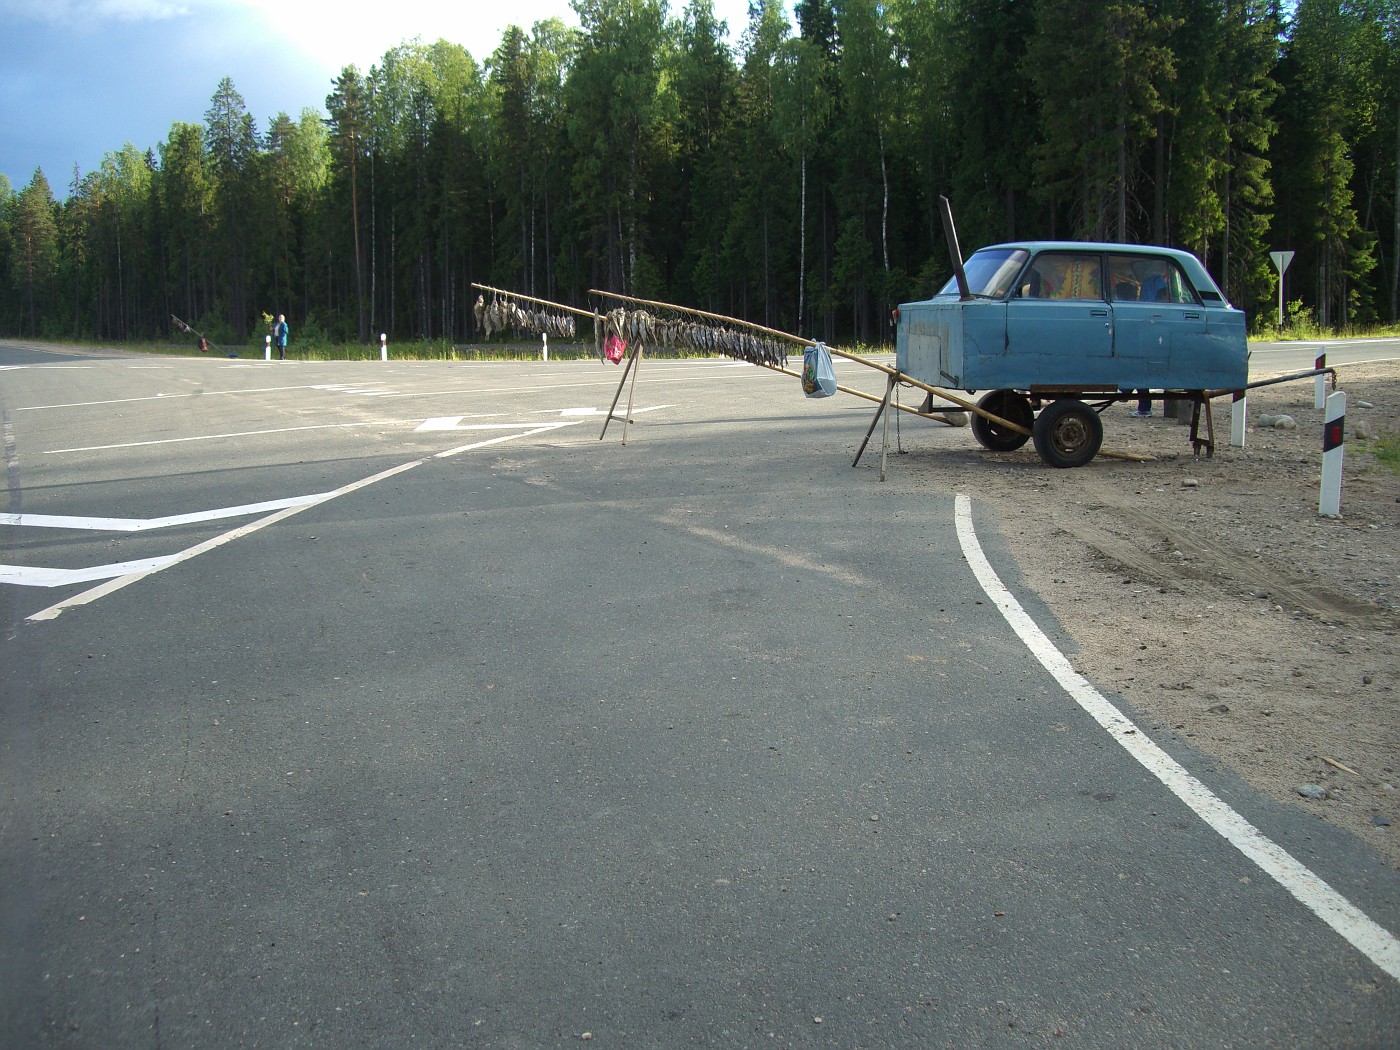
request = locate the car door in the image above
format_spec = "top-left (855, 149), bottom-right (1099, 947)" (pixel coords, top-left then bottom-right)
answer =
top-left (1006, 251), bottom-right (1112, 385)
top-left (1106, 253), bottom-right (1206, 387)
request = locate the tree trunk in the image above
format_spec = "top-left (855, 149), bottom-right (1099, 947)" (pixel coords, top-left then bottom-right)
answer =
top-left (799, 149), bottom-right (807, 336)
top-left (351, 146), bottom-right (365, 343)
top-left (1392, 88), bottom-right (1400, 322)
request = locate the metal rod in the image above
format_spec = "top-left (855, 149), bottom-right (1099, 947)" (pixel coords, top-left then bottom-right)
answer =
top-left (1205, 366), bottom-right (1337, 400)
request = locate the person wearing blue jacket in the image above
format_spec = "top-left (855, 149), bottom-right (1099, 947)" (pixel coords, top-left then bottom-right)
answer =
top-left (273, 314), bottom-right (289, 359)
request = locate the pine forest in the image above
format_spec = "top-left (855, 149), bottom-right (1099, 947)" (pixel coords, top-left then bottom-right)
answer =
top-left (1, 0), bottom-right (1397, 350)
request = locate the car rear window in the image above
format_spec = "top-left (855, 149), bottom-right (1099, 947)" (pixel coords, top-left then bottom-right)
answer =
top-left (1106, 254), bottom-right (1199, 305)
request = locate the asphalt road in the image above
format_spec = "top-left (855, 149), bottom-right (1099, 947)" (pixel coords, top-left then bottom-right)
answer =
top-left (2, 342), bottom-right (1397, 1047)
top-left (1248, 335), bottom-right (1400, 377)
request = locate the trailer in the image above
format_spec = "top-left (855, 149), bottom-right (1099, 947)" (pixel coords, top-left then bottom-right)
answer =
top-left (894, 233), bottom-right (1251, 468)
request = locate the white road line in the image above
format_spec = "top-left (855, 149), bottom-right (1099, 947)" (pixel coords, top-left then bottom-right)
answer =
top-left (374, 369), bottom-right (794, 400)
top-left (310, 384), bottom-right (395, 396)
top-left (23, 425), bottom-right (580, 621)
top-left (417, 419), bottom-right (557, 432)
top-left (0, 493), bottom-right (330, 532)
top-left (954, 492), bottom-right (1400, 983)
top-left (536, 405), bottom-right (673, 417)
top-left (2, 556), bottom-right (185, 588)
top-left (433, 422), bottom-right (580, 458)
top-left (44, 420), bottom-right (411, 454)
top-left (19, 384), bottom-right (325, 411)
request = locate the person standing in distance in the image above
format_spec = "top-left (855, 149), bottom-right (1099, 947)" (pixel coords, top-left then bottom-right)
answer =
top-left (273, 314), bottom-right (289, 360)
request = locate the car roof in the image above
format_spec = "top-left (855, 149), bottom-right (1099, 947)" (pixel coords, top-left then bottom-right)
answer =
top-left (978, 241), bottom-right (1201, 264)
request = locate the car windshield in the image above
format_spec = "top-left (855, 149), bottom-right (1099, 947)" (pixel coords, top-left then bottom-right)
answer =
top-left (935, 249), bottom-right (1030, 298)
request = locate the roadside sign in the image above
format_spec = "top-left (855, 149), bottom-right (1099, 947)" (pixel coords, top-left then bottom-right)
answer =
top-left (1270, 250), bottom-right (1295, 327)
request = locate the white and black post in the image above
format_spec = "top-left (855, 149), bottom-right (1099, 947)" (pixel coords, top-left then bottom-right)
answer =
top-left (1230, 390), bottom-right (1247, 447)
top-left (1314, 352), bottom-right (1328, 410)
top-left (1319, 390), bottom-right (1346, 518)
top-left (264, 334), bottom-right (271, 361)
top-left (380, 332), bottom-right (388, 362)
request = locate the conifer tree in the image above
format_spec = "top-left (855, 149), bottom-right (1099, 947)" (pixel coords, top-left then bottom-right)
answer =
top-left (11, 169), bottom-right (59, 336)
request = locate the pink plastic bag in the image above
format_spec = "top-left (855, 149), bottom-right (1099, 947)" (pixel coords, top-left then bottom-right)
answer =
top-left (605, 333), bottom-right (627, 364)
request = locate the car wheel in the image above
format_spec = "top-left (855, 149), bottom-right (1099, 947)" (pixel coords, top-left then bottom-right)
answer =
top-left (971, 390), bottom-right (1033, 452)
top-left (1032, 398), bottom-right (1103, 468)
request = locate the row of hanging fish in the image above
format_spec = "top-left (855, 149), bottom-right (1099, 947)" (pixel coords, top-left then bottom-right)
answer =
top-left (474, 295), bottom-right (576, 339)
top-left (602, 308), bottom-right (789, 369)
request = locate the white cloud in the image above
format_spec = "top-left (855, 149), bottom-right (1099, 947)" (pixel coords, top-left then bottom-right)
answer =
top-left (228, 0), bottom-right (572, 75)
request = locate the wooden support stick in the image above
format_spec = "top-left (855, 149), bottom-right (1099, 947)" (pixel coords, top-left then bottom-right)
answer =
top-left (880, 373), bottom-right (895, 481)
top-left (622, 340), bottom-right (644, 445)
top-left (853, 389), bottom-right (891, 466)
top-left (1321, 756), bottom-right (1361, 776)
top-left (600, 341), bottom-right (638, 441)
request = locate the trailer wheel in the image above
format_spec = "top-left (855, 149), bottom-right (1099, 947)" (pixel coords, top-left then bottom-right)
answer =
top-left (971, 390), bottom-right (1033, 451)
top-left (1032, 398), bottom-right (1103, 468)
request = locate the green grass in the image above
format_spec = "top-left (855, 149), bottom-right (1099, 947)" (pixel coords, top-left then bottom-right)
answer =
top-left (1249, 301), bottom-right (1400, 342)
top-left (1374, 434), bottom-right (1400, 473)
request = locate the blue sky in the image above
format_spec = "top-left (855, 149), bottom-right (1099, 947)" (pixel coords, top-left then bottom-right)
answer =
top-left (1, 0), bottom-right (761, 198)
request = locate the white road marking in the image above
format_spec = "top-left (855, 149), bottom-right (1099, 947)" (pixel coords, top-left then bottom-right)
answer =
top-left (2, 557), bottom-right (184, 588)
top-left (20, 385), bottom-right (323, 411)
top-left (417, 419), bottom-right (556, 432)
top-left (433, 423), bottom-right (580, 458)
top-left (954, 492), bottom-right (1400, 982)
top-left (22, 424), bottom-right (581, 621)
top-left (0, 493), bottom-right (330, 532)
top-left (539, 405), bottom-right (673, 417)
top-left (44, 420), bottom-right (412, 454)
top-left (310, 384), bottom-right (396, 396)
top-left (373, 369), bottom-right (795, 400)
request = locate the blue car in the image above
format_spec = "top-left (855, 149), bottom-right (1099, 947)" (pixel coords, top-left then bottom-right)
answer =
top-left (896, 241), bottom-right (1248, 467)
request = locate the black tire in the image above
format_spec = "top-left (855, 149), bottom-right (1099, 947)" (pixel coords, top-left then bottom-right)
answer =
top-left (971, 390), bottom-right (1034, 452)
top-left (1032, 398), bottom-right (1103, 468)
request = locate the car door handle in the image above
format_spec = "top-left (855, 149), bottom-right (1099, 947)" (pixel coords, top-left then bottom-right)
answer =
top-left (1185, 313), bottom-right (1202, 320)
top-left (1090, 308), bottom-right (1109, 317)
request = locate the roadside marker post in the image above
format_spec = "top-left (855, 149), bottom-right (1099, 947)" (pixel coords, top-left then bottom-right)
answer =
top-left (1320, 390), bottom-right (1346, 518)
top-left (542, 332), bottom-right (549, 362)
top-left (1269, 250), bottom-right (1294, 329)
top-left (1230, 391), bottom-right (1246, 447)
top-left (264, 335), bottom-right (271, 361)
top-left (1314, 352), bottom-right (1328, 410)
top-left (380, 333), bottom-right (388, 362)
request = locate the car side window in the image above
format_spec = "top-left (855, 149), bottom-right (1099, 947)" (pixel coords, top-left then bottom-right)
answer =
top-left (1107, 254), bottom-right (1199, 305)
top-left (1021, 253), bottom-right (1102, 300)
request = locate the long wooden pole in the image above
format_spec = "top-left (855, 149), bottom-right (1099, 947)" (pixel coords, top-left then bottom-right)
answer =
top-left (589, 288), bottom-right (1027, 434)
top-left (472, 282), bottom-right (597, 320)
top-left (592, 288), bottom-right (1156, 462)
